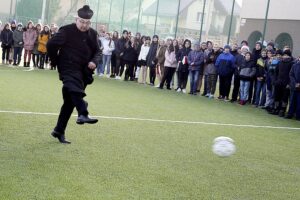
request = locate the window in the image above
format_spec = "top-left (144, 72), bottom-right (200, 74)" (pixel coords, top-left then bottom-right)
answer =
top-left (196, 12), bottom-right (206, 23)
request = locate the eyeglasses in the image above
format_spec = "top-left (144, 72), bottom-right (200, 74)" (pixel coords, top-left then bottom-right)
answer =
top-left (78, 19), bottom-right (91, 25)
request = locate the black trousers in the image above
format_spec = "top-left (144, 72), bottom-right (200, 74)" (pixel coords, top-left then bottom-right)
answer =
top-left (219, 74), bottom-right (233, 98)
top-left (54, 87), bottom-right (88, 134)
top-left (116, 57), bottom-right (125, 77)
top-left (231, 74), bottom-right (240, 101)
top-left (178, 70), bottom-right (189, 89)
top-left (149, 67), bottom-right (156, 85)
top-left (2, 46), bottom-right (10, 61)
top-left (274, 85), bottom-right (290, 109)
top-left (160, 67), bottom-right (176, 89)
top-left (125, 63), bottom-right (135, 80)
top-left (32, 53), bottom-right (40, 67)
top-left (39, 53), bottom-right (46, 68)
top-left (111, 53), bottom-right (117, 76)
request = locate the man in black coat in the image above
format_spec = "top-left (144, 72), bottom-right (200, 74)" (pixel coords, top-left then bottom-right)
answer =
top-left (47, 5), bottom-right (101, 144)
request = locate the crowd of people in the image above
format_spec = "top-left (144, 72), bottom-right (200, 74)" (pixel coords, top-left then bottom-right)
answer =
top-left (0, 19), bottom-right (299, 121)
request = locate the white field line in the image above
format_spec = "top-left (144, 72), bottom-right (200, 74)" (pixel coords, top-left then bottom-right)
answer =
top-left (0, 110), bottom-right (300, 131)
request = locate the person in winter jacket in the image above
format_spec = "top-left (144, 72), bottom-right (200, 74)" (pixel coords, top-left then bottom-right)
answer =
top-left (159, 40), bottom-right (178, 90)
top-left (239, 52), bottom-right (256, 105)
top-left (12, 23), bottom-right (24, 65)
top-left (231, 45), bottom-right (248, 102)
top-left (271, 50), bottom-right (293, 117)
top-left (110, 31), bottom-right (119, 78)
top-left (123, 37), bottom-right (138, 81)
top-left (146, 35), bottom-right (159, 85)
top-left (176, 39), bottom-right (192, 93)
top-left (250, 41), bottom-right (263, 104)
top-left (0, 23), bottom-right (13, 64)
top-left (138, 36), bottom-right (150, 84)
top-left (115, 30), bottom-right (129, 79)
top-left (286, 61), bottom-right (300, 120)
top-left (23, 21), bottom-right (37, 67)
top-left (187, 42), bottom-right (205, 95)
top-left (254, 49), bottom-right (268, 106)
top-left (100, 32), bottom-right (115, 77)
top-left (215, 45), bottom-right (236, 101)
top-left (38, 25), bottom-right (50, 69)
top-left (155, 39), bottom-right (167, 87)
top-left (206, 51), bottom-right (218, 98)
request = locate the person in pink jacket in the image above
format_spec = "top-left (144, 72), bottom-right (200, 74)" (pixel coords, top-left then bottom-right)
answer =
top-left (23, 21), bottom-right (37, 67)
top-left (158, 39), bottom-right (177, 90)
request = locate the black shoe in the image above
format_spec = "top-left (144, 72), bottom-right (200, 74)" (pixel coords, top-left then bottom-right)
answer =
top-left (278, 110), bottom-right (285, 117)
top-left (230, 99), bottom-right (236, 103)
top-left (51, 130), bottom-right (71, 144)
top-left (201, 93), bottom-right (206, 96)
top-left (285, 115), bottom-right (293, 119)
top-left (76, 115), bottom-right (98, 125)
top-left (166, 87), bottom-right (171, 90)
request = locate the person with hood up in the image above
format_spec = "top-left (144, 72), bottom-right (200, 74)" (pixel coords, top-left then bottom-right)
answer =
top-left (12, 23), bottom-right (24, 66)
top-left (250, 41), bottom-right (263, 103)
top-left (239, 52), bottom-right (256, 105)
top-left (23, 21), bottom-right (37, 68)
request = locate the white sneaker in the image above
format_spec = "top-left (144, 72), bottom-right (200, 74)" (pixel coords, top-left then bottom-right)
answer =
top-left (209, 94), bottom-right (214, 99)
top-left (106, 74), bottom-right (110, 78)
top-left (99, 73), bottom-right (104, 77)
top-left (205, 93), bottom-right (210, 97)
top-left (182, 89), bottom-right (186, 94)
top-left (115, 76), bottom-right (121, 80)
top-left (176, 88), bottom-right (181, 92)
top-left (155, 84), bottom-right (160, 88)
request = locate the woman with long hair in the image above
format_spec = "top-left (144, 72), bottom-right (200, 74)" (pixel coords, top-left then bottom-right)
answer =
top-left (110, 31), bottom-right (119, 78)
top-left (38, 25), bottom-right (50, 69)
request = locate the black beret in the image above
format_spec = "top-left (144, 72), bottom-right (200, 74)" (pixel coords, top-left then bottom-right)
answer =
top-left (78, 5), bottom-right (93, 19)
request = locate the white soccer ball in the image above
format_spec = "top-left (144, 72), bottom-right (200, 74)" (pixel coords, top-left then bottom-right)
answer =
top-left (212, 136), bottom-right (236, 157)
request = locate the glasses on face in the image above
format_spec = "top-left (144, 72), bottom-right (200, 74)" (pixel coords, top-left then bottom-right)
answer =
top-left (78, 19), bottom-right (91, 26)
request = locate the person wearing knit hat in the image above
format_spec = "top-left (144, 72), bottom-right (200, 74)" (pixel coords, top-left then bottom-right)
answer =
top-left (267, 42), bottom-right (275, 51)
top-left (47, 5), bottom-right (101, 144)
top-left (215, 44), bottom-right (235, 101)
top-left (12, 23), bottom-right (24, 66)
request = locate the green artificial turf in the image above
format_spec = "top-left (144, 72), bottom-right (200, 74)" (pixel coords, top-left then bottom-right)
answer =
top-left (0, 65), bottom-right (299, 200)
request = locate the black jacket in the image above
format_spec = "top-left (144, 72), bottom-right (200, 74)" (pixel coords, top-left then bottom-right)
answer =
top-left (47, 24), bottom-right (101, 95)
top-left (275, 57), bottom-right (293, 87)
top-left (0, 29), bottom-right (13, 48)
top-left (289, 62), bottom-right (300, 90)
top-left (123, 43), bottom-right (138, 65)
top-left (146, 42), bottom-right (158, 67)
top-left (176, 47), bottom-right (192, 72)
top-left (115, 37), bottom-right (127, 57)
top-left (256, 57), bottom-right (268, 80)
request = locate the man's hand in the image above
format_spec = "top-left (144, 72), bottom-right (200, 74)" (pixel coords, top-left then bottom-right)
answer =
top-left (88, 62), bottom-right (97, 70)
top-left (296, 83), bottom-right (300, 88)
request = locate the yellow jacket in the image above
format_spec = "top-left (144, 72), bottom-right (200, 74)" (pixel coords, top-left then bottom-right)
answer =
top-left (38, 34), bottom-right (49, 53)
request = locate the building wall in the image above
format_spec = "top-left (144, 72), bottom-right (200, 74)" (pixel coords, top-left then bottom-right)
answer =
top-left (241, 0), bottom-right (300, 20)
top-left (239, 18), bottom-right (300, 56)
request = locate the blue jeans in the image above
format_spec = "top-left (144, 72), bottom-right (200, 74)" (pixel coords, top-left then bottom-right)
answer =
top-left (102, 54), bottom-right (111, 75)
top-left (288, 90), bottom-right (300, 118)
top-left (255, 80), bottom-right (266, 106)
top-left (240, 80), bottom-right (250, 101)
top-left (14, 47), bottom-right (23, 64)
top-left (189, 70), bottom-right (200, 94)
top-left (96, 63), bottom-right (103, 75)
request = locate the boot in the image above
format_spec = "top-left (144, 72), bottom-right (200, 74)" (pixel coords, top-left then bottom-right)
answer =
top-left (23, 62), bottom-right (27, 67)
top-left (76, 115), bottom-right (98, 125)
top-left (51, 130), bottom-right (71, 144)
top-left (27, 62), bottom-right (30, 67)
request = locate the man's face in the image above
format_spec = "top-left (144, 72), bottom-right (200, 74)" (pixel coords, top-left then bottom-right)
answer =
top-left (194, 44), bottom-right (200, 51)
top-left (123, 32), bottom-right (128, 39)
top-left (201, 43), bottom-right (207, 50)
top-left (224, 48), bottom-right (230, 53)
top-left (232, 44), bottom-right (238, 51)
top-left (76, 17), bottom-right (91, 32)
top-left (255, 43), bottom-right (261, 50)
